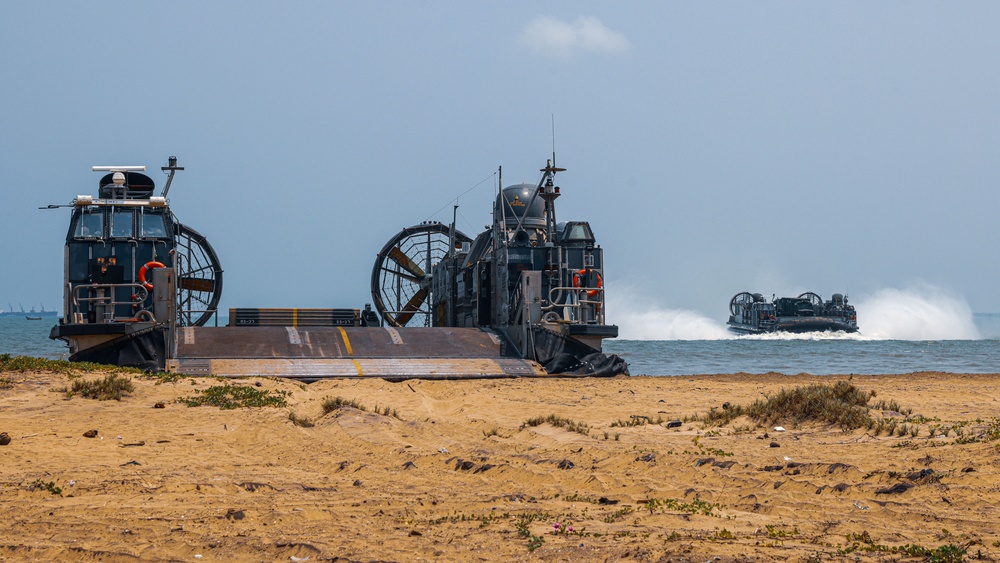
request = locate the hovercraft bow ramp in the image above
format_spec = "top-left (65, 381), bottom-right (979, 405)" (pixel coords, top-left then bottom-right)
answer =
top-left (168, 322), bottom-right (545, 380)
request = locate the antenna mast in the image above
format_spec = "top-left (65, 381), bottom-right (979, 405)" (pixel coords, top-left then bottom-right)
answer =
top-left (160, 156), bottom-right (184, 198)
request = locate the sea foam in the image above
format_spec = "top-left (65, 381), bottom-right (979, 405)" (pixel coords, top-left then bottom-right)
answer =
top-left (854, 285), bottom-right (980, 340)
top-left (604, 285), bottom-right (731, 340)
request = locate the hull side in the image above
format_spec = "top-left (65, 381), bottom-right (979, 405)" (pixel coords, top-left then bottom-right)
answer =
top-left (729, 317), bottom-right (858, 334)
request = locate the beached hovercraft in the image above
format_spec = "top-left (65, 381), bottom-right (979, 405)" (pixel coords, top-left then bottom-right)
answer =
top-left (727, 291), bottom-right (858, 334)
top-left (370, 160), bottom-right (626, 376)
top-left (47, 156), bottom-right (626, 378)
top-left (46, 159), bottom-right (223, 371)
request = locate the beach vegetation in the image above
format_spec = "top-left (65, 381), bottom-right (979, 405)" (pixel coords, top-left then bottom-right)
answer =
top-left (514, 512), bottom-right (551, 551)
top-left (483, 427), bottom-right (500, 438)
top-left (30, 479), bottom-right (62, 496)
top-left (602, 506), bottom-right (633, 522)
top-left (838, 531), bottom-right (967, 562)
top-left (62, 373), bottom-right (135, 401)
top-left (321, 396), bottom-right (366, 413)
top-left (522, 414), bottom-right (589, 435)
top-left (288, 412), bottom-right (314, 427)
top-left (645, 497), bottom-right (722, 517)
top-left (700, 381), bottom-right (875, 430)
top-left (180, 384), bottom-right (289, 409)
top-left (0, 375), bottom-right (13, 388)
top-left (0, 353), bottom-right (141, 375)
top-left (684, 436), bottom-right (734, 457)
top-left (729, 423), bottom-right (754, 434)
top-left (766, 525), bottom-right (800, 539)
top-left (477, 510), bottom-right (509, 528)
top-left (710, 527), bottom-right (735, 540)
top-left (562, 493), bottom-right (598, 504)
top-left (610, 414), bottom-right (664, 427)
top-left (317, 396), bottom-right (401, 419)
top-left (374, 403), bottom-right (401, 419)
top-left (883, 418), bottom-right (899, 436)
top-left (952, 418), bottom-right (1000, 444)
top-left (428, 513), bottom-right (464, 525)
top-left (141, 371), bottom-right (192, 384)
top-left (871, 398), bottom-right (913, 415)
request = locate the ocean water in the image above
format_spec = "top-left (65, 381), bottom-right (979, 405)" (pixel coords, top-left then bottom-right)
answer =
top-left (0, 317), bottom-right (68, 359)
top-left (605, 335), bottom-right (1000, 376)
top-left (2, 314), bottom-right (998, 376)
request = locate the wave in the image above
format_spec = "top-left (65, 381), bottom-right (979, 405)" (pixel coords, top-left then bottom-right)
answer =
top-left (737, 330), bottom-right (876, 341)
top-left (604, 285), bottom-right (731, 340)
top-left (854, 284), bottom-right (980, 340)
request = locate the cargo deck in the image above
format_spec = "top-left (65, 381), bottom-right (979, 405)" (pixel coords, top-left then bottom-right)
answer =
top-left (168, 326), bottom-right (547, 379)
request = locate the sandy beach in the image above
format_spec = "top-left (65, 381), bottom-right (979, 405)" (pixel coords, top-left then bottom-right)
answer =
top-left (1, 369), bottom-right (998, 562)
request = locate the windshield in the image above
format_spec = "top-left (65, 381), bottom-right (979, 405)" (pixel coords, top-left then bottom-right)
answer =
top-left (141, 213), bottom-right (168, 238)
top-left (111, 210), bottom-right (134, 238)
top-left (75, 211), bottom-right (104, 238)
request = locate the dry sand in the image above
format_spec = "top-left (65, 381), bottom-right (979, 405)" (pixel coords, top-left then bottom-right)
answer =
top-left (1, 370), bottom-right (999, 562)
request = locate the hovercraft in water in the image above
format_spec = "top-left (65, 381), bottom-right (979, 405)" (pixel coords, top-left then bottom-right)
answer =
top-left (727, 291), bottom-right (858, 334)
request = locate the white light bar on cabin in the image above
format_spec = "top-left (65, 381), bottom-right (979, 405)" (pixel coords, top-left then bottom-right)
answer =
top-left (92, 166), bottom-right (146, 172)
top-left (73, 196), bottom-right (167, 207)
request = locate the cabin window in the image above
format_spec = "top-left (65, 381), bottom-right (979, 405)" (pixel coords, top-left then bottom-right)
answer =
top-left (75, 211), bottom-right (104, 238)
top-left (141, 214), bottom-right (168, 239)
top-left (111, 210), bottom-right (134, 238)
top-left (563, 222), bottom-right (595, 243)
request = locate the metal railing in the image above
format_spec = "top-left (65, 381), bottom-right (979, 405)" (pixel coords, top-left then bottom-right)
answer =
top-left (70, 283), bottom-right (150, 323)
top-left (546, 284), bottom-right (606, 325)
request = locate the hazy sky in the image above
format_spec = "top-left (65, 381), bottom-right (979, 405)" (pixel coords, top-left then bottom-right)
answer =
top-left (2, 2), bottom-right (998, 331)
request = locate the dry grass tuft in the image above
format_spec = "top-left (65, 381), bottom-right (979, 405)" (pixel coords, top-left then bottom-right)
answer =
top-left (523, 414), bottom-right (590, 435)
top-left (703, 381), bottom-right (876, 431)
top-left (66, 374), bottom-right (136, 401)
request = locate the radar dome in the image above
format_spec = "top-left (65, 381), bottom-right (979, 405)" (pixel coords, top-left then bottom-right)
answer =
top-left (495, 183), bottom-right (544, 228)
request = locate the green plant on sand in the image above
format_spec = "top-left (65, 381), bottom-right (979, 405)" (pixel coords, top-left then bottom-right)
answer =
top-left (702, 381), bottom-right (876, 430)
top-left (180, 384), bottom-right (289, 409)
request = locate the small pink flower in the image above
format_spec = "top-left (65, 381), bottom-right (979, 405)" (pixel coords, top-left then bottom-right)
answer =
top-left (568, 526), bottom-right (574, 532)
top-left (553, 522), bottom-right (560, 530)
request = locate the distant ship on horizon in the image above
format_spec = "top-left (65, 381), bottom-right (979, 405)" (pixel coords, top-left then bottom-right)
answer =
top-left (0, 303), bottom-right (59, 318)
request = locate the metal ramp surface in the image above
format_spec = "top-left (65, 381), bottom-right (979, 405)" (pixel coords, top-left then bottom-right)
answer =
top-left (167, 325), bottom-right (548, 379)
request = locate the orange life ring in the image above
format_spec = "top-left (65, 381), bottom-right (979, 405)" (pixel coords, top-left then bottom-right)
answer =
top-left (572, 269), bottom-right (603, 297)
top-left (138, 261), bottom-right (165, 291)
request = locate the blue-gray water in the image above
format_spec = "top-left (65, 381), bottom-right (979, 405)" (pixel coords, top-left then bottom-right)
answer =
top-left (3, 315), bottom-right (999, 376)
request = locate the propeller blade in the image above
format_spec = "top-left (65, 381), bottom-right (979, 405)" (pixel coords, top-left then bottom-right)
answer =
top-left (380, 265), bottom-right (420, 284)
top-left (388, 247), bottom-right (425, 279)
top-left (394, 287), bottom-right (428, 326)
top-left (180, 277), bottom-right (215, 292)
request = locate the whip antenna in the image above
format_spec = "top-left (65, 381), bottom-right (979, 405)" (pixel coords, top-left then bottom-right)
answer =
top-left (551, 114), bottom-right (556, 169)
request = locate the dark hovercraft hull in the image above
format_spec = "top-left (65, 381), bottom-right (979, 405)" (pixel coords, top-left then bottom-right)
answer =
top-left (728, 316), bottom-right (859, 335)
